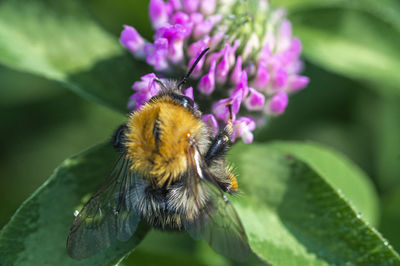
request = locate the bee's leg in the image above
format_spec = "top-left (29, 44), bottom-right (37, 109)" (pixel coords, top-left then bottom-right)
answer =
top-left (112, 124), bottom-right (128, 153)
top-left (205, 105), bottom-right (238, 194)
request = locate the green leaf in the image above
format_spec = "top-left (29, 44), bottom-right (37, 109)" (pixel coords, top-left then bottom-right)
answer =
top-left (229, 142), bottom-right (399, 265)
top-left (380, 188), bottom-right (400, 253)
top-left (267, 141), bottom-right (379, 226)
top-left (0, 0), bottom-right (150, 112)
top-left (0, 144), bottom-right (149, 265)
top-left (276, 0), bottom-right (400, 95)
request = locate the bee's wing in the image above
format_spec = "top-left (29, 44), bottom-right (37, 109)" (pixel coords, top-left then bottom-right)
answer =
top-left (186, 144), bottom-right (250, 261)
top-left (66, 154), bottom-right (141, 260)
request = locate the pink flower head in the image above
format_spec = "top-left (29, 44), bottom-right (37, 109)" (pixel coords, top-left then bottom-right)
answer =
top-left (123, 0), bottom-right (309, 143)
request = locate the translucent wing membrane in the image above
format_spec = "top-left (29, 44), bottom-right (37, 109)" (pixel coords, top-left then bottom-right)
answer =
top-left (187, 144), bottom-right (250, 261)
top-left (67, 154), bottom-right (141, 260)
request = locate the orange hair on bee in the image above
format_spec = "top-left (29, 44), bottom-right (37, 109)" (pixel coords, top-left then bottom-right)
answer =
top-left (125, 96), bottom-right (205, 186)
top-left (228, 172), bottom-right (238, 191)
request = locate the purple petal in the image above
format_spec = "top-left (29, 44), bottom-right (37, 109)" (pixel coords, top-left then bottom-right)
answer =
top-left (232, 117), bottom-right (256, 143)
top-left (230, 89), bottom-right (244, 116)
top-left (193, 18), bottom-right (214, 39)
top-left (289, 38), bottom-right (302, 58)
top-left (279, 20), bottom-right (292, 40)
top-left (120, 25), bottom-right (146, 58)
top-left (229, 40), bottom-right (240, 66)
top-left (167, 0), bottom-right (182, 11)
top-left (266, 91), bottom-right (289, 115)
top-left (278, 38), bottom-right (302, 66)
top-left (212, 98), bottom-right (230, 121)
top-left (216, 44), bottom-right (230, 84)
top-left (202, 114), bottom-right (219, 137)
top-left (184, 86), bottom-right (194, 100)
top-left (198, 59), bottom-right (216, 95)
top-left (149, 0), bottom-right (168, 29)
top-left (273, 67), bottom-right (288, 90)
top-left (193, 15), bottom-right (221, 40)
top-left (234, 70), bottom-right (248, 98)
top-left (254, 61), bottom-right (270, 90)
top-left (276, 19), bottom-right (292, 52)
top-left (287, 60), bottom-right (304, 74)
top-left (245, 87), bottom-right (265, 111)
top-left (149, 79), bottom-right (162, 96)
top-left (129, 91), bottom-right (151, 110)
top-left (168, 38), bottom-right (184, 63)
top-left (209, 31), bottom-right (225, 50)
top-left (146, 38), bottom-right (169, 71)
top-left (230, 55), bottom-right (242, 85)
top-left (172, 11), bottom-right (190, 25)
top-left (206, 50), bottom-right (223, 66)
top-left (287, 75), bottom-right (309, 93)
top-left (156, 24), bottom-right (186, 41)
top-left (258, 43), bottom-right (271, 64)
top-left (200, 0), bottom-right (216, 15)
top-left (184, 0), bottom-right (199, 13)
top-left (212, 90), bottom-right (242, 121)
top-left (188, 35), bottom-right (210, 58)
top-left (132, 73), bottom-right (157, 91)
top-left (190, 12), bottom-right (203, 24)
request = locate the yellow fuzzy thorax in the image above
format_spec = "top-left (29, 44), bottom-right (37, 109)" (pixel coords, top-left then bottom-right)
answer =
top-left (125, 96), bottom-right (204, 187)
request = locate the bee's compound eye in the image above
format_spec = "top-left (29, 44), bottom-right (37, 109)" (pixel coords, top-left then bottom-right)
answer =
top-left (182, 96), bottom-right (195, 108)
top-left (174, 95), bottom-right (195, 109)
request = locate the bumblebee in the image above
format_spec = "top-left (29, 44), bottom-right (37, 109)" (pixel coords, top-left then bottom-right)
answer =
top-left (66, 49), bottom-right (249, 261)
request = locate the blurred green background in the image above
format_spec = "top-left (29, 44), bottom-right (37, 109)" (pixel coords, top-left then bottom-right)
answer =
top-left (0, 0), bottom-right (399, 264)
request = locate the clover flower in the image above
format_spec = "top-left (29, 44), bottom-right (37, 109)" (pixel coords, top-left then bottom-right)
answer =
top-left (120, 0), bottom-right (309, 143)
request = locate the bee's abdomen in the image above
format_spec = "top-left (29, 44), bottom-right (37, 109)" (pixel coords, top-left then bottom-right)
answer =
top-left (134, 179), bottom-right (210, 231)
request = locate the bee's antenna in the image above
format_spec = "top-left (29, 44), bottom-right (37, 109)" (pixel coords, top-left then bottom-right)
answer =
top-left (178, 47), bottom-right (210, 90)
